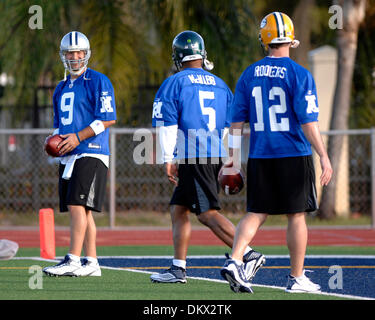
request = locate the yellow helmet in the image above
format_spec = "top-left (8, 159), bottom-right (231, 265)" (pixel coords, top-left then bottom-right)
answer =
top-left (259, 12), bottom-right (299, 50)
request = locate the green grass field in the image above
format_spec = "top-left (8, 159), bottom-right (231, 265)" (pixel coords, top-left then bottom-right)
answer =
top-left (1, 245), bottom-right (374, 301)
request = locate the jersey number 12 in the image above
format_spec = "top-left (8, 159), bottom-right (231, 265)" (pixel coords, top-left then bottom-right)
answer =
top-left (252, 86), bottom-right (289, 132)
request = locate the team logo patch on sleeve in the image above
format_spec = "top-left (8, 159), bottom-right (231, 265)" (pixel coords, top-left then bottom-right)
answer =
top-left (100, 91), bottom-right (114, 113)
top-left (305, 92), bottom-right (319, 113)
top-left (152, 100), bottom-right (163, 119)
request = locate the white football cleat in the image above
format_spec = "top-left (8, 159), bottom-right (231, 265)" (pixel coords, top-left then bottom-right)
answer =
top-left (75, 258), bottom-right (101, 277)
top-left (220, 259), bottom-right (253, 293)
top-left (43, 254), bottom-right (82, 277)
top-left (150, 265), bottom-right (187, 283)
top-left (285, 270), bottom-right (321, 293)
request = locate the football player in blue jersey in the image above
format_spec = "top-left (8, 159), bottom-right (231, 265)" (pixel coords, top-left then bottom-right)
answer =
top-left (43, 31), bottom-right (117, 277)
top-left (221, 12), bottom-right (333, 293)
top-left (150, 31), bottom-right (265, 284)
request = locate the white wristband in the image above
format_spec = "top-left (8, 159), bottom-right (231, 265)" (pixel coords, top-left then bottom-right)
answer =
top-left (228, 134), bottom-right (242, 149)
top-left (90, 120), bottom-right (105, 135)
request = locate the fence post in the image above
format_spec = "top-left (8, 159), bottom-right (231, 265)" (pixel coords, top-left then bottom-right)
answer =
top-left (371, 128), bottom-right (375, 230)
top-left (109, 131), bottom-right (116, 229)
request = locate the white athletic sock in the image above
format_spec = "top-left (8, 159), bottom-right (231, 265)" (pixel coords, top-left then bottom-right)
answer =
top-left (172, 259), bottom-right (186, 269)
top-left (67, 253), bottom-right (80, 263)
top-left (244, 246), bottom-right (252, 255)
top-left (85, 256), bottom-right (98, 264)
top-left (232, 258), bottom-right (243, 265)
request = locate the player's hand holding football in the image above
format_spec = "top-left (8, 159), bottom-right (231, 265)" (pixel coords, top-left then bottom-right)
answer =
top-left (223, 158), bottom-right (233, 168)
top-left (223, 157), bottom-right (241, 171)
top-left (58, 133), bottom-right (80, 155)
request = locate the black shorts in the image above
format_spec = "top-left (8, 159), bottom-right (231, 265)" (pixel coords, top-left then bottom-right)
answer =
top-left (247, 155), bottom-right (318, 215)
top-left (170, 158), bottom-right (223, 214)
top-left (59, 157), bottom-right (108, 213)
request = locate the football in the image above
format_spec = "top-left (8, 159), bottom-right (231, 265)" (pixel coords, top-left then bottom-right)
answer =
top-left (218, 166), bottom-right (245, 195)
top-left (44, 134), bottom-right (63, 157)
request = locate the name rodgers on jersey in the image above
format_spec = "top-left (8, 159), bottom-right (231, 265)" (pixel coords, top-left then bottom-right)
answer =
top-left (254, 65), bottom-right (286, 79)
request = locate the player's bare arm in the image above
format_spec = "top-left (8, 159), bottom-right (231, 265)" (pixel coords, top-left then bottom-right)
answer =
top-left (301, 121), bottom-right (333, 186)
top-left (58, 120), bottom-right (116, 155)
top-left (165, 162), bottom-right (178, 186)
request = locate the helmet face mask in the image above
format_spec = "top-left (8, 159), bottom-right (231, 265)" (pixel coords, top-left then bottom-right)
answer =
top-left (259, 12), bottom-right (299, 51)
top-left (62, 50), bottom-right (88, 73)
top-left (60, 31), bottom-right (91, 76)
top-left (172, 30), bottom-right (213, 71)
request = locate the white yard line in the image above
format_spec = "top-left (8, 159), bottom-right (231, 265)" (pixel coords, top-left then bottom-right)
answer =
top-left (12, 255), bottom-right (375, 301)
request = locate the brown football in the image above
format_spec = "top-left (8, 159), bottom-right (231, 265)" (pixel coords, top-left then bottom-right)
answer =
top-left (218, 166), bottom-right (245, 195)
top-left (44, 134), bottom-right (63, 157)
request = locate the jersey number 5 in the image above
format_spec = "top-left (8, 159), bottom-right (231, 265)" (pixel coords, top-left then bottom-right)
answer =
top-left (199, 90), bottom-right (216, 131)
top-left (252, 86), bottom-right (289, 132)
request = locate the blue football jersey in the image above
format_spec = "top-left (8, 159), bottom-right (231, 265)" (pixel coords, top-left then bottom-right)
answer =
top-left (152, 68), bottom-right (233, 159)
top-left (53, 68), bottom-right (117, 156)
top-left (231, 56), bottom-right (319, 158)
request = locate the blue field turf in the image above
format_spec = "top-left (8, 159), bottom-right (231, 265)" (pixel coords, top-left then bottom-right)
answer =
top-left (98, 255), bottom-right (375, 300)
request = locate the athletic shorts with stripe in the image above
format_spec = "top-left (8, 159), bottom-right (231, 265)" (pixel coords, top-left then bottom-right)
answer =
top-left (170, 158), bottom-right (223, 215)
top-left (247, 155), bottom-right (318, 215)
top-left (59, 157), bottom-right (108, 213)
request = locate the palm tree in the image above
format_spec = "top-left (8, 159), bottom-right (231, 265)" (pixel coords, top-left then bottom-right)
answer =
top-left (350, 1), bottom-right (375, 128)
top-left (0, 0), bottom-right (259, 127)
top-left (81, 0), bottom-right (152, 122)
top-left (319, 0), bottom-right (366, 219)
top-left (290, 0), bottom-right (316, 68)
top-left (144, 0), bottom-right (258, 89)
top-left (0, 0), bottom-right (77, 126)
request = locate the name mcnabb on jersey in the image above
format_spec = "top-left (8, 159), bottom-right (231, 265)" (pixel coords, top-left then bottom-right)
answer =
top-left (188, 74), bottom-right (216, 86)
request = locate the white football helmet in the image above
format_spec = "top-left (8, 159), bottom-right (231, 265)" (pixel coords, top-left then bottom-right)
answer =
top-left (59, 31), bottom-right (91, 77)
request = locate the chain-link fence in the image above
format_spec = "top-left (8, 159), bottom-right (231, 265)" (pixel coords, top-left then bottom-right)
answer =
top-left (0, 128), bottom-right (374, 227)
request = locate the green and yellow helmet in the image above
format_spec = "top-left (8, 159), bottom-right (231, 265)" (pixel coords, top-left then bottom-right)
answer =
top-left (259, 12), bottom-right (300, 50)
top-left (172, 30), bottom-right (213, 71)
